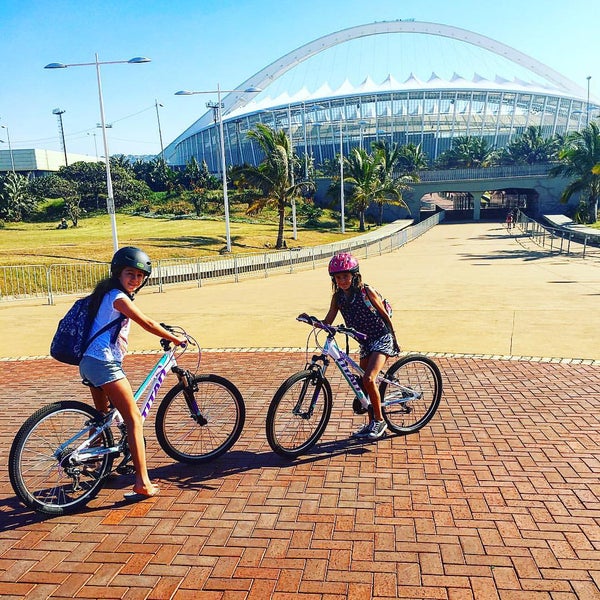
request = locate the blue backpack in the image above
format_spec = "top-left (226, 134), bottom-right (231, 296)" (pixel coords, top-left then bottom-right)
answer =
top-left (50, 296), bottom-right (124, 365)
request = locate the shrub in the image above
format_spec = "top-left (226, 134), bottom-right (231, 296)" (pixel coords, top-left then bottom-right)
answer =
top-left (154, 199), bottom-right (194, 216)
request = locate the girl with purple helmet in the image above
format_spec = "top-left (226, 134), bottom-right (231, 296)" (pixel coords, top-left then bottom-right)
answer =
top-left (324, 252), bottom-right (399, 440)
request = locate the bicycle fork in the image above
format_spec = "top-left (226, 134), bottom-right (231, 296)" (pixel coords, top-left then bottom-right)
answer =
top-left (293, 357), bottom-right (329, 419)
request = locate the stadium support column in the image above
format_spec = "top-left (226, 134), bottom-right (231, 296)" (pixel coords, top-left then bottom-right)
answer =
top-left (472, 191), bottom-right (483, 221)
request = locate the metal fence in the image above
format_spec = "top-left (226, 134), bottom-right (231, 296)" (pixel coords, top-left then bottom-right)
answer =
top-left (515, 211), bottom-right (600, 260)
top-left (0, 213), bottom-right (444, 304)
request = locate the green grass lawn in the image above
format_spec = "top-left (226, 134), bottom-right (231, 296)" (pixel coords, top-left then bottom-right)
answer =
top-left (0, 210), bottom-right (365, 267)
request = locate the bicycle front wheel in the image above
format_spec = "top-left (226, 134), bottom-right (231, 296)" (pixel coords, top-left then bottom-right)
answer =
top-left (155, 374), bottom-right (245, 464)
top-left (9, 401), bottom-right (114, 515)
top-left (266, 370), bottom-right (332, 459)
top-left (379, 355), bottom-right (442, 435)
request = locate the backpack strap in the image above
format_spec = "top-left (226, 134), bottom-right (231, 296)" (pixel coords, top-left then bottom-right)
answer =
top-left (82, 315), bottom-right (126, 355)
top-left (361, 285), bottom-right (381, 317)
top-left (361, 285), bottom-right (396, 338)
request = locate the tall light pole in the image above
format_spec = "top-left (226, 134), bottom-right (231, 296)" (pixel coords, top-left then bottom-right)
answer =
top-left (52, 108), bottom-right (68, 166)
top-left (287, 103), bottom-right (298, 239)
top-left (339, 120), bottom-right (345, 234)
top-left (155, 99), bottom-right (165, 160)
top-left (0, 124), bottom-right (15, 173)
top-left (175, 85), bottom-right (261, 253)
top-left (45, 55), bottom-right (151, 252)
top-left (586, 76), bottom-right (592, 126)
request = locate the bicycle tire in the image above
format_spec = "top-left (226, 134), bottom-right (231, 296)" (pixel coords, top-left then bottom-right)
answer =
top-left (155, 374), bottom-right (245, 464)
top-left (9, 401), bottom-right (114, 515)
top-left (379, 355), bottom-right (442, 435)
top-left (266, 370), bottom-right (332, 459)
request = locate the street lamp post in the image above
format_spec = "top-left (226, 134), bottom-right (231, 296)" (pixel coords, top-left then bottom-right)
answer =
top-left (287, 103), bottom-right (298, 239)
top-left (175, 85), bottom-right (261, 253)
top-left (339, 120), bottom-right (345, 234)
top-left (0, 124), bottom-right (16, 173)
top-left (155, 99), bottom-right (165, 160)
top-left (586, 76), bottom-right (592, 126)
top-left (45, 54), bottom-right (151, 252)
top-left (52, 108), bottom-right (68, 166)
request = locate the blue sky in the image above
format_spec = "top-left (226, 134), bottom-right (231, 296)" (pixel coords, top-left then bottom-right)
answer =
top-left (1, 0), bottom-right (598, 157)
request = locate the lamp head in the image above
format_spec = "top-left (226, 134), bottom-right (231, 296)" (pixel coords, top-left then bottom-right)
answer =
top-left (45, 63), bottom-right (67, 69)
top-left (175, 90), bottom-right (194, 95)
top-left (128, 57), bottom-right (151, 64)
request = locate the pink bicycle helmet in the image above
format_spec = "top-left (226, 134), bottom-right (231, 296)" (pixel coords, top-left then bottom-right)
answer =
top-left (328, 252), bottom-right (359, 275)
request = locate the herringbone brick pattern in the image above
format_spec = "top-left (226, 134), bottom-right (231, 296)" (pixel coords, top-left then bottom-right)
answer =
top-left (1, 352), bottom-right (599, 599)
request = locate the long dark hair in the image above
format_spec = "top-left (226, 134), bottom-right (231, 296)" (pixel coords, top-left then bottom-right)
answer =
top-left (87, 272), bottom-right (133, 319)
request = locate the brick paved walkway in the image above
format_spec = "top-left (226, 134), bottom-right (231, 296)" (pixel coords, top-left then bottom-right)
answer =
top-left (1, 352), bottom-right (599, 599)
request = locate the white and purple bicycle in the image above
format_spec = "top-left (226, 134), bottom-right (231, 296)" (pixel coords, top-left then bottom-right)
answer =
top-left (266, 314), bottom-right (442, 458)
top-left (9, 325), bottom-right (245, 515)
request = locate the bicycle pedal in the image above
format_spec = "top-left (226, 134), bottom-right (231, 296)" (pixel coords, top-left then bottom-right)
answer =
top-left (116, 464), bottom-right (135, 475)
top-left (352, 397), bottom-right (369, 415)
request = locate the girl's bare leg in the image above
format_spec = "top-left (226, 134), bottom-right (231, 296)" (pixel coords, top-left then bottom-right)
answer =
top-left (101, 378), bottom-right (159, 496)
top-left (360, 352), bottom-right (387, 421)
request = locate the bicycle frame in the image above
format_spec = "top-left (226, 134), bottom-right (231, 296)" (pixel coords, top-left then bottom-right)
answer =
top-left (59, 344), bottom-right (187, 469)
top-left (309, 324), bottom-right (422, 411)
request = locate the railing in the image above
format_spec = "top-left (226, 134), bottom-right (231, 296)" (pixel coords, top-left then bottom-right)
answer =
top-left (514, 211), bottom-right (600, 259)
top-left (415, 163), bottom-right (555, 182)
top-left (0, 212), bottom-right (444, 304)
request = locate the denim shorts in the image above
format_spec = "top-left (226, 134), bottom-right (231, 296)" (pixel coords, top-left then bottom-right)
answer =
top-left (79, 356), bottom-right (125, 388)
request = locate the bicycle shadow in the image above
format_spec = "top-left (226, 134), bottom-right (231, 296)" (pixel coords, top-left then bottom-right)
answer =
top-left (147, 435), bottom-right (375, 489)
top-left (0, 436), bottom-right (376, 529)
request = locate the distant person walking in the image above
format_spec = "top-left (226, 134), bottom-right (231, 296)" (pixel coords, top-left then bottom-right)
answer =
top-left (506, 211), bottom-right (514, 230)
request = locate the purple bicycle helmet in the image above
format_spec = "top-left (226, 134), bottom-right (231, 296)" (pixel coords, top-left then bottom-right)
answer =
top-left (328, 252), bottom-right (359, 275)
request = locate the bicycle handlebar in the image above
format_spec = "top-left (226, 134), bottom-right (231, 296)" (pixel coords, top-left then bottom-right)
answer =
top-left (296, 313), bottom-right (368, 343)
top-left (159, 323), bottom-right (194, 351)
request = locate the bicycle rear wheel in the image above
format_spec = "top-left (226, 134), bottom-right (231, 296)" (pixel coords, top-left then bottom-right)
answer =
top-left (155, 374), bottom-right (245, 464)
top-left (9, 401), bottom-right (114, 515)
top-left (266, 370), bottom-right (332, 459)
top-left (379, 355), bottom-right (442, 435)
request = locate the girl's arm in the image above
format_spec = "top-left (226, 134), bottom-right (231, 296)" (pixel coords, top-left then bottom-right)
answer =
top-left (323, 294), bottom-right (339, 325)
top-left (113, 296), bottom-right (185, 345)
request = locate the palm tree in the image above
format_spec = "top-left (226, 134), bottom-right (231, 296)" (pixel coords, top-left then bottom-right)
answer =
top-left (496, 126), bottom-right (559, 165)
top-left (239, 123), bottom-right (312, 248)
top-left (436, 136), bottom-right (493, 168)
top-left (550, 122), bottom-right (600, 224)
top-left (396, 142), bottom-right (429, 173)
top-left (370, 141), bottom-right (415, 224)
top-left (344, 147), bottom-right (409, 230)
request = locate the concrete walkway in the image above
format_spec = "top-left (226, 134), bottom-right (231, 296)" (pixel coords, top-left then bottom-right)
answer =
top-left (2, 221), bottom-right (600, 361)
top-left (1, 221), bottom-right (600, 599)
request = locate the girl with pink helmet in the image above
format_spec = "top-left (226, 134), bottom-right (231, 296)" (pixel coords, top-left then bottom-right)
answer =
top-left (324, 252), bottom-right (399, 440)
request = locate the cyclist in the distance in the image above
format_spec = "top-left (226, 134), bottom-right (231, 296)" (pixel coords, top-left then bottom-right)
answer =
top-left (79, 247), bottom-right (185, 499)
top-left (323, 252), bottom-right (399, 440)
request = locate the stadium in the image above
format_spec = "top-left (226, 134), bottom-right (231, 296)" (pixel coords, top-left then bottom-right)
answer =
top-left (164, 21), bottom-right (598, 173)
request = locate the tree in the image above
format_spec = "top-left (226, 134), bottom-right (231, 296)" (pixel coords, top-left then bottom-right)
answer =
top-left (28, 174), bottom-right (81, 225)
top-left (396, 142), bottom-right (429, 173)
top-left (238, 123), bottom-right (313, 249)
top-left (370, 140), bottom-right (415, 225)
top-left (58, 162), bottom-right (106, 211)
top-left (435, 136), bottom-right (493, 168)
top-left (549, 121), bottom-right (600, 224)
top-left (494, 126), bottom-right (559, 165)
top-left (0, 172), bottom-right (37, 221)
top-left (344, 147), bottom-right (409, 230)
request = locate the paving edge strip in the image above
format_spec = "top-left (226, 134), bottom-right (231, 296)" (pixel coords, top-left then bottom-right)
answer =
top-left (1, 349), bottom-right (598, 365)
